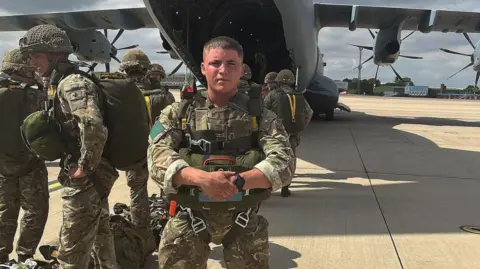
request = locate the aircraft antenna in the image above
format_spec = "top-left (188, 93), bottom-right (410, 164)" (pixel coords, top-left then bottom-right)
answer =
top-left (357, 47), bottom-right (363, 92)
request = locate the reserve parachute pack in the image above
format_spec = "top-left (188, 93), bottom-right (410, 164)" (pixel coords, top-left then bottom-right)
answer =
top-left (161, 83), bottom-right (271, 211)
top-left (0, 78), bottom-right (31, 156)
top-left (274, 87), bottom-right (308, 134)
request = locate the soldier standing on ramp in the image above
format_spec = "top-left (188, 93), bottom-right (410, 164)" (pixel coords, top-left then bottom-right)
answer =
top-left (264, 69), bottom-right (313, 197)
top-left (147, 36), bottom-right (295, 268)
top-left (262, 71), bottom-right (278, 98)
top-left (0, 49), bottom-right (49, 264)
top-left (146, 63), bottom-right (176, 105)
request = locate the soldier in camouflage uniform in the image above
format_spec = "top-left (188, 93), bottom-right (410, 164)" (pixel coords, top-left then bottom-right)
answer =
top-left (19, 24), bottom-right (117, 268)
top-left (0, 49), bottom-right (49, 264)
top-left (237, 63), bottom-right (252, 93)
top-left (147, 36), bottom-right (295, 268)
top-left (146, 63), bottom-right (176, 106)
top-left (261, 71), bottom-right (278, 98)
top-left (118, 50), bottom-right (160, 252)
top-left (264, 69), bottom-right (313, 197)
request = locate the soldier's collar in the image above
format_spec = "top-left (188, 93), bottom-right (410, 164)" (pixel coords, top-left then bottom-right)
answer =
top-left (204, 91), bottom-right (247, 109)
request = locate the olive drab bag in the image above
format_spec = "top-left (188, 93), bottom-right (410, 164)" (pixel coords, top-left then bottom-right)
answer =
top-left (87, 72), bottom-right (151, 170)
top-left (0, 79), bottom-right (31, 156)
top-left (109, 213), bottom-right (148, 269)
top-left (274, 89), bottom-right (308, 134)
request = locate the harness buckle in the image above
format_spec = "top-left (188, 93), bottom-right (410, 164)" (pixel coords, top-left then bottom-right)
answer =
top-left (186, 133), bottom-right (212, 153)
top-left (234, 208), bottom-right (252, 228)
top-left (186, 207), bottom-right (207, 234)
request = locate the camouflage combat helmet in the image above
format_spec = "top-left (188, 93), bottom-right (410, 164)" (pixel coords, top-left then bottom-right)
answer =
top-left (147, 63), bottom-right (166, 78)
top-left (264, 72), bottom-right (278, 84)
top-left (0, 49), bottom-right (36, 76)
top-left (18, 24), bottom-right (74, 54)
top-left (119, 49), bottom-right (151, 72)
top-left (276, 69), bottom-right (295, 85)
top-left (241, 64), bottom-right (252, 80)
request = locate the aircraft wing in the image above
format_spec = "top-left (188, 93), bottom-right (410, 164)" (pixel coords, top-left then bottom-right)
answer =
top-left (314, 3), bottom-right (480, 33)
top-left (0, 7), bottom-right (155, 31)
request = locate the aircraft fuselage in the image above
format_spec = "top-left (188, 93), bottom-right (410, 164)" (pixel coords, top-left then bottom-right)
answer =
top-left (474, 40), bottom-right (480, 72)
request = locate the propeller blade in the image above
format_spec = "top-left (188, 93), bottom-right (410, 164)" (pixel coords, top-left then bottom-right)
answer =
top-left (104, 29), bottom-right (107, 39)
top-left (463, 33), bottom-right (475, 49)
top-left (446, 62), bottom-right (473, 80)
top-left (111, 55), bottom-right (121, 63)
top-left (390, 65), bottom-right (403, 81)
top-left (169, 62), bottom-right (184, 76)
top-left (368, 29), bottom-right (375, 39)
top-left (349, 44), bottom-right (373, 50)
top-left (475, 72), bottom-right (479, 89)
top-left (157, 51), bottom-right (169, 54)
top-left (399, 54), bottom-right (423, 59)
top-left (116, 44), bottom-right (139, 50)
top-left (440, 48), bottom-right (473, 57)
top-left (111, 29), bottom-right (124, 45)
top-left (401, 30), bottom-right (415, 41)
top-left (353, 55), bottom-right (373, 70)
top-left (374, 65), bottom-right (379, 82)
top-left (105, 63), bottom-right (110, 73)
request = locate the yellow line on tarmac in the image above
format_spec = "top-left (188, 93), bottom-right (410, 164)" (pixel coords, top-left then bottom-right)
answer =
top-left (49, 182), bottom-right (61, 190)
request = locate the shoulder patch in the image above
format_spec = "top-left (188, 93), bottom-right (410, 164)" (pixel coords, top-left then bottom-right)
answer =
top-left (150, 120), bottom-right (165, 139)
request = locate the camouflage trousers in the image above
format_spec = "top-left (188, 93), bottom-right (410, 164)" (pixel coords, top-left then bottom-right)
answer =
top-left (283, 135), bottom-right (299, 191)
top-left (56, 159), bottom-right (118, 269)
top-left (125, 162), bottom-right (150, 230)
top-left (125, 161), bottom-right (156, 253)
top-left (0, 154), bottom-right (49, 259)
top-left (158, 206), bottom-right (269, 269)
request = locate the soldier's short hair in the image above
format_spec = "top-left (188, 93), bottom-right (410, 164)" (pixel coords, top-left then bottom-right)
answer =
top-left (203, 36), bottom-right (243, 59)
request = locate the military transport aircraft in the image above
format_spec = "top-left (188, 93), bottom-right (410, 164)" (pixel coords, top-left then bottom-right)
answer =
top-left (439, 33), bottom-right (480, 88)
top-left (1, 0), bottom-right (480, 120)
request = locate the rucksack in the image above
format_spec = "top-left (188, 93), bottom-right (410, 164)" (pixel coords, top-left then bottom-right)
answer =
top-left (72, 71), bottom-right (150, 170)
top-left (109, 213), bottom-right (148, 269)
top-left (0, 78), bottom-right (38, 156)
top-left (274, 88), bottom-right (308, 134)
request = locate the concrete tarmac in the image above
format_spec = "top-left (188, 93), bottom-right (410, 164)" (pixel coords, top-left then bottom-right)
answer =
top-left (9, 93), bottom-right (480, 268)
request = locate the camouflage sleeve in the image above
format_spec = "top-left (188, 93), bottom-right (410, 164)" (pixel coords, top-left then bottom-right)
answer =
top-left (58, 74), bottom-right (107, 173)
top-left (263, 91), bottom-right (273, 110)
top-left (147, 102), bottom-right (189, 194)
top-left (166, 91), bottom-right (176, 104)
top-left (255, 109), bottom-right (295, 191)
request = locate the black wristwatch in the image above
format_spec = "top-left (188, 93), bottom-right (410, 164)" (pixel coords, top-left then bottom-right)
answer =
top-left (233, 173), bottom-right (245, 192)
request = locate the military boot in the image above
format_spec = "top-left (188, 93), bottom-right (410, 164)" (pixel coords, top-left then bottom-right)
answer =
top-left (281, 184), bottom-right (291, 197)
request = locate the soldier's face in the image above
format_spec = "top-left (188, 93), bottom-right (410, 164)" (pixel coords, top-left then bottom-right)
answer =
top-left (201, 48), bottom-right (243, 94)
top-left (28, 53), bottom-right (50, 76)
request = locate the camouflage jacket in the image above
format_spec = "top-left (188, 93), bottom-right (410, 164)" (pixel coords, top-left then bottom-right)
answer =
top-left (55, 73), bottom-right (108, 173)
top-left (147, 91), bottom-right (295, 194)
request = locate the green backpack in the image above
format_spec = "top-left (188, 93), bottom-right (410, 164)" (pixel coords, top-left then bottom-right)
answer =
top-left (274, 88), bottom-right (308, 134)
top-left (90, 72), bottom-right (150, 170)
top-left (21, 71), bottom-right (150, 169)
top-left (0, 79), bottom-right (41, 156)
top-left (109, 214), bottom-right (148, 269)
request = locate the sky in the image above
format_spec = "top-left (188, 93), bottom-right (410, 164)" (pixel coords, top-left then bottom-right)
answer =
top-left (0, 0), bottom-right (479, 89)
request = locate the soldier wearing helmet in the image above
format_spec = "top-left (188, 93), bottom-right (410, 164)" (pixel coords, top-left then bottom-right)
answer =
top-left (18, 24), bottom-right (119, 268)
top-left (264, 69), bottom-right (313, 197)
top-left (262, 71), bottom-right (278, 98)
top-left (237, 63), bottom-right (253, 93)
top-left (146, 63), bottom-right (175, 113)
top-left (0, 49), bottom-right (49, 264)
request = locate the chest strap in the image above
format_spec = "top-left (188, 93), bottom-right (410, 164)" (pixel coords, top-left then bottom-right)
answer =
top-left (185, 131), bottom-right (258, 154)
